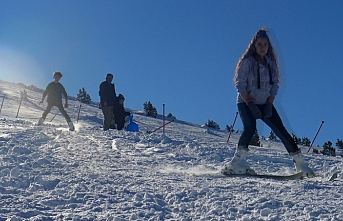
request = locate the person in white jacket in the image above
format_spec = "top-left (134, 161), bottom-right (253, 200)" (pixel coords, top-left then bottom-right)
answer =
top-left (222, 28), bottom-right (314, 178)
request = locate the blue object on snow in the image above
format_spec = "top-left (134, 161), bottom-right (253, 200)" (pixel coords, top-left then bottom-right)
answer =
top-left (126, 114), bottom-right (139, 132)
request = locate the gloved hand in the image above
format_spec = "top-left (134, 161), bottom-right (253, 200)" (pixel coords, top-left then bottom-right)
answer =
top-left (264, 102), bottom-right (273, 118)
top-left (246, 100), bottom-right (262, 119)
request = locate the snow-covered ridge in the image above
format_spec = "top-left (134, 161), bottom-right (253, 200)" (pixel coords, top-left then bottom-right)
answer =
top-left (0, 80), bottom-right (342, 220)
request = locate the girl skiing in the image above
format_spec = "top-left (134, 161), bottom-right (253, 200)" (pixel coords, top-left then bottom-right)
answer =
top-left (222, 28), bottom-right (314, 178)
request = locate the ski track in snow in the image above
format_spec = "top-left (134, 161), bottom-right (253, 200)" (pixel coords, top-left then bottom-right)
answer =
top-left (0, 80), bottom-right (343, 221)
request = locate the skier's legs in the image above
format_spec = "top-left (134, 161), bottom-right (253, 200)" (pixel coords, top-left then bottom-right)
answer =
top-left (262, 106), bottom-right (299, 154)
top-left (55, 103), bottom-right (71, 122)
top-left (42, 103), bottom-right (54, 119)
top-left (102, 105), bottom-right (114, 131)
top-left (222, 103), bottom-right (257, 175)
top-left (237, 102), bottom-right (257, 148)
top-left (115, 114), bottom-right (125, 130)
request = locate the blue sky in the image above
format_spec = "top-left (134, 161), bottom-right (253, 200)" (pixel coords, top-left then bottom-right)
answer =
top-left (0, 0), bottom-right (342, 146)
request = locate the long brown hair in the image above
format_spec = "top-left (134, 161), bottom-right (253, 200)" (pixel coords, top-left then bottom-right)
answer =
top-left (233, 28), bottom-right (280, 83)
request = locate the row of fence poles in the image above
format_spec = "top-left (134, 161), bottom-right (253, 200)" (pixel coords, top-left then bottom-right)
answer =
top-left (0, 91), bottom-right (327, 145)
top-left (0, 92), bottom-right (83, 123)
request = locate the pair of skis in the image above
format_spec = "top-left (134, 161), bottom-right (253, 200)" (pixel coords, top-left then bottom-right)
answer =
top-left (219, 171), bottom-right (338, 181)
top-left (221, 171), bottom-right (303, 180)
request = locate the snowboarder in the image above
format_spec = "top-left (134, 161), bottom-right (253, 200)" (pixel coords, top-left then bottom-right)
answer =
top-left (38, 71), bottom-right (75, 131)
top-left (113, 94), bottom-right (130, 130)
top-left (222, 28), bottom-right (314, 178)
top-left (99, 73), bottom-right (116, 131)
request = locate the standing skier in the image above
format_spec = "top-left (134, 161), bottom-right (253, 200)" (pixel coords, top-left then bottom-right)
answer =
top-left (99, 73), bottom-right (116, 131)
top-left (222, 28), bottom-right (314, 178)
top-left (38, 71), bottom-right (75, 131)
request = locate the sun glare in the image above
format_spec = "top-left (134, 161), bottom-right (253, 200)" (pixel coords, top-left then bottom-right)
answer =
top-left (0, 47), bottom-right (45, 88)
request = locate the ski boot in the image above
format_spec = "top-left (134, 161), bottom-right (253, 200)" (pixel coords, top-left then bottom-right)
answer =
top-left (37, 117), bottom-right (45, 126)
top-left (68, 121), bottom-right (75, 131)
top-left (222, 146), bottom-right (256, 175)
top-left (292, 151), bottom-right (315, 178)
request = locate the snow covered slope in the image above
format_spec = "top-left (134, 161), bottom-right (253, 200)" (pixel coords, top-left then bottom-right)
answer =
top-left (0, 80), bottom-right (342, 220)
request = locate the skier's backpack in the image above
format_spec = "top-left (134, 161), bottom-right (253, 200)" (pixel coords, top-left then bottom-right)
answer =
top-left (125, 114), bottom-right (139, 132)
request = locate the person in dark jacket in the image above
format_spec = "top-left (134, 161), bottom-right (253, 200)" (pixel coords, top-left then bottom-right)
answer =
top-left (38, 71), bottom-right (74, 131)
top-left (113, 94), bottom-right (130, 130)
top-left (99, 73), bottom-right (116, 131)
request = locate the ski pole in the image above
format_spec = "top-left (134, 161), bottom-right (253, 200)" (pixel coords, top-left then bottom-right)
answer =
top-left (227, 112), bottom-right (238, 143)
top-left (147, 119), bottom-right (174, 134)
top-left (307, 120), bottom-right (324, 153)
top-left (0, 95), bottom-right (5, 115)
top-left (50, 111), bottom-right (59, 122)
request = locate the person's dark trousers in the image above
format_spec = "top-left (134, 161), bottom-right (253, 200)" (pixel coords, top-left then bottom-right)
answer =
top-left (42, 102), bottom-right (71, 122)
top-left (115, 112), bottom-right (130, 130)
top-left (237, 102), bottom-right (299, 154)
top-left (101, 105), bottom-right (114, 131)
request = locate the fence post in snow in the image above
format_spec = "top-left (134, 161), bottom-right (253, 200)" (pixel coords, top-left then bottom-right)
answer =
top-left (163, 104), bottom-right (165, 134)
top-left (226, 112), bottom-right (238, 143)
top-left (16, 97), bottom-right (23, 118)
top-left (307, 120), bottom-right (325, 153)
top-left (77, 104), bottom-right (82, 123)
top-left (0, 94), bottom-right (5, 115)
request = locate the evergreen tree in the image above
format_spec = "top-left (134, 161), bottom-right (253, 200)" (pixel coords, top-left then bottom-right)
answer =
top-left (250, 129), bottom-right (260, 146)
top-left (167, 113), bottom-right (176, 120)
top-left (143, 101), bottom-right (158, 118)
top-left (226, 124), bottom-right (234, 133)
top-left (76, 87), bottom-right (91, 104)
top-left (301, 137), bottom-right (311, 146)
top-left (205, 120), bottom-right (220, 129)
top-left (336, 139), bottom-right (343, 149)
top-left (321, 141), bottom-right (336, 156)
top-left (268, 130), bottom-right (277, 141)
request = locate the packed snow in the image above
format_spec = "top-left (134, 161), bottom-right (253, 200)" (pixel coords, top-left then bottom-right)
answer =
top-left (0, 80), bottom-right (342, 221)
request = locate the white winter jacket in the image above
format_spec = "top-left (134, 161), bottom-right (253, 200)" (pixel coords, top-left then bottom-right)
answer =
top-left (235, 56), bottom-right (280, 105)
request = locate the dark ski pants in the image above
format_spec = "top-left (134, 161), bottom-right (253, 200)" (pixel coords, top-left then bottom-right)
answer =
top-left (237, 102), bottom-right (299, 154)
top-left (42, 102), bottom-right (71, 122)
